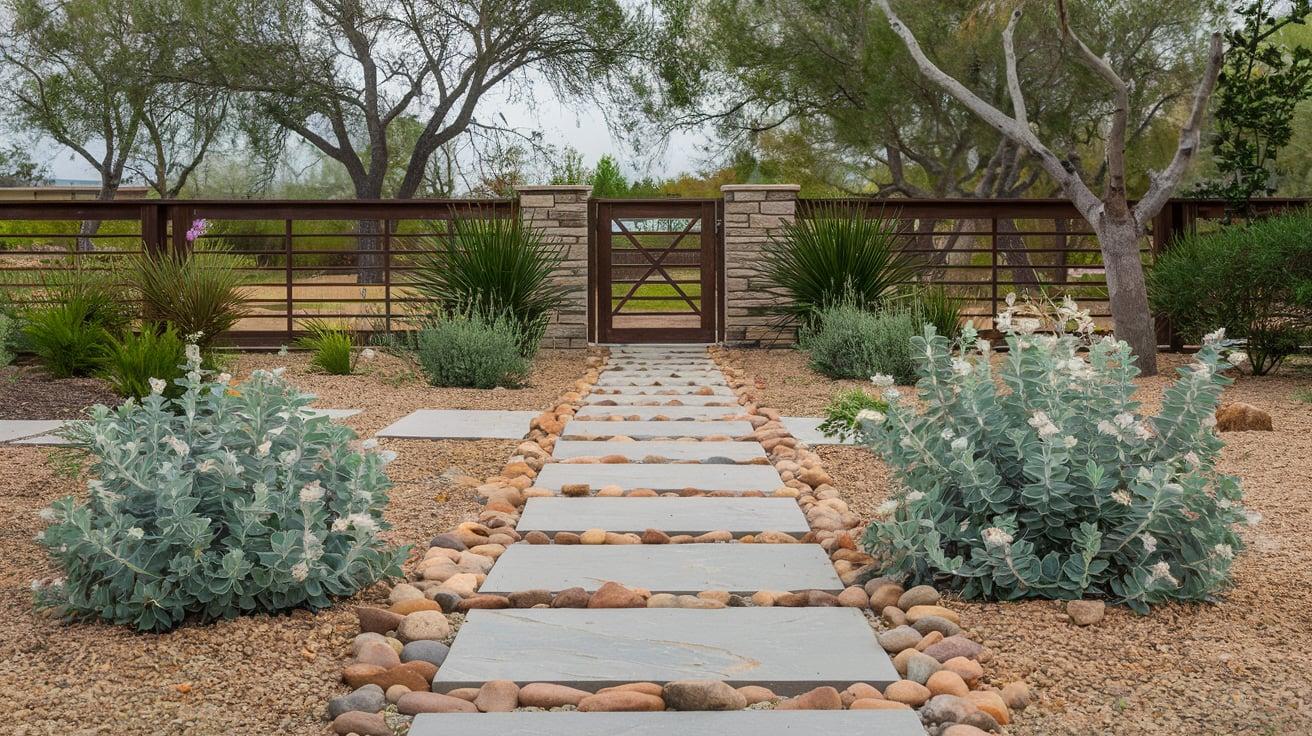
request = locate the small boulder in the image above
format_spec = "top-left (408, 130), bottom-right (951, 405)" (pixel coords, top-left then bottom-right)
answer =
top-left (1215, 402), bottom-right (1273, 432)
top-left (355, 607), bottom-right (403, 636)
top-left (396, 610), bottom-right (451, 643)
top-left (396, 691), bottom-right (478, 714)
top-left (330, 711), bottom-right (390, 736)
top-left (883, 680), bottom-right (931, 707)
top-left (922, 635), bottom-right (983, 663)
top-left (588, 581), bottom-right (646, 608)
top-left (551, 587), bottom-right (592, 608)
top-left (919, 694), bottom-right (977, 725)
top-left (508, 589), bottom-right (553, 608)
top-left (327, 684), bottom-right (385, 719)
top-left (737, 685), bottom-right (778, 705)
top-left (897, 584), bottom-right (941, 610)
top-left (1001, 680), bottom-right (1033, 711)
top-left (577, 691), bottom-right (665, 712)
top-left (518, 683), bottom-right (591, 708)
top-left (877, 625), bottom-right (923, 653)
top-left (474, 680), bottom-right (519, 712)
top-left (775, 685), bottom-right (842, 710)
top-left (663, 680), bottom-right (747, 711)
top-left (1066, 599), bottom-right (1105, 626)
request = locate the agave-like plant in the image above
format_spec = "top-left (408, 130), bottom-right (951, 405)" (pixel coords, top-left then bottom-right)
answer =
top-left (761, 205), bottom-right (923, 327)
top-left (408, 215), bottom-right (568, 355)
top-left (129, 247), bottom-right (249, 347)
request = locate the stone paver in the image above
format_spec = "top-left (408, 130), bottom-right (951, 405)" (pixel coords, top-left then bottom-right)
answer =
top-left (552, 440), bottom-right (766, 462)
top-left (535, 463), bottom-right (784, 493)
top-left (376, 409), bottom-right (537, 440)
top-left (410, 710), bottom-right (927, 736)
top-left (596, 375), bottom-right (730, 388)
top-left (583, 393), bottom-right (737, 406)
top-left (562, 420), bottom-right (752, 440)
top-left (308, 408), bottom-right (362, 419)
top-left (0, 420), bottom-right (64, 443)
top-left (780, 417), bottom-right (857, 446)
top-left (432, 608), bottom-right (900, 693)
top-left (572, 405), bottom-right (746, 421)
top-left (591, 384), bottom-right (736, 396)
top-left (516, 497), bottom-right (810, 536)
top-left (479, 543), bottom-right (842, 595)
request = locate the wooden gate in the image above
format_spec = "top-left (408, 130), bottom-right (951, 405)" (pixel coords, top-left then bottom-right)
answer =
top-left (590, 199), bottom-right (723, 343)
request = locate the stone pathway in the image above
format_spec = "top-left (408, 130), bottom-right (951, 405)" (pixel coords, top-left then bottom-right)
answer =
top-left (414, 345), bottom-right (923, 734)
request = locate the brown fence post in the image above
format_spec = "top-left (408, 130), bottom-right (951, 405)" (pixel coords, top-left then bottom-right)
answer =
top-left (284, 219), bottom-right (294, 345)
top-left (721, 184), bottom-right (800, 346)
top-left (516, 184), bottom-right (591, 348)
top-left (1151, 202), bottom-right (1189, 351)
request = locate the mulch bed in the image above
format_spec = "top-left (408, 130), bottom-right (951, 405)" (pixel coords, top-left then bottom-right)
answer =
top-left (0, 363), bottom-right (121, 420)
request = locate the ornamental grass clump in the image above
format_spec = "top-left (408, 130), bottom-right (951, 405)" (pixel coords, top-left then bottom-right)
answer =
top-left (32, 339), bottom-right (406, 631)
top-left (856, 295), bottom-right (1251, 612)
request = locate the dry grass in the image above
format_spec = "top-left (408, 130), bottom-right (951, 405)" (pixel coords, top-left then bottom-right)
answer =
top-left (764, 348), bottom-right (1312, 736)
top-left (0, 348), bottom-right (587, 735)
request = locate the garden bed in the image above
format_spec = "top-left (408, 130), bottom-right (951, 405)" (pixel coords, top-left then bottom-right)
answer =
top-left (0, 347), bottom-right (589, 735)
top-left (737, 347), bottom-right (1312, 736)
top-left (0, 363), bottom-right (120, 420)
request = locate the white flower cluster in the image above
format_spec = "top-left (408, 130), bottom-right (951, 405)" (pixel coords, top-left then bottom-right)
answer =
top-left (982, 527), bottom-right (1014, 548)
top-left (1097, 412), bottom-right (1153, 442)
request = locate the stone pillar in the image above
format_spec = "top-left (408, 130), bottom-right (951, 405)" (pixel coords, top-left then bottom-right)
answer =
top-left (720, 184), bottom-right (800, 346)
top-left (517, 184), bottom-right (591, 349)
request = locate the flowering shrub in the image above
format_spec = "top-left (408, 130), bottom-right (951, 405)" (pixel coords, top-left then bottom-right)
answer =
top-left (32, 341), bottom-right (405, 631)
top-left (856, 295), bottom-right (1251, 612)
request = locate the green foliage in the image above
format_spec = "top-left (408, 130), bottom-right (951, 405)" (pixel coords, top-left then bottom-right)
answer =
top-left (415, 312), bottom-right (529, 389)
top-left (1193, 0), bottom-right (1312, 208)
top-left (129, 248), bottom-right (249, 347)
top-left (905, 285), bottom-right (962, 340)
top-left (296, 321), bottom-right (356, 375)
top-left (589, 154), bottom-right (630, 198)
top-left (409, 217), bottom-right (567, 355)
top-left (1149, 209), bottom-right (1312, 374)
top-left (0, 313), bottom-right (14, 367)
top-left (100, 324), bottom-right (187, 399)
top-left (21, 268), bottom-right (130, 378)
top-left (855, 300), bottom-right (1250, 613)
top-left (33, 347), bottom-right (406, 632)
top-left (763, 208), bottom-right (920, 327)
top-left (800, 303), bottom-right (920, 384)
top-left (819, 388), bottom-right (889, 443)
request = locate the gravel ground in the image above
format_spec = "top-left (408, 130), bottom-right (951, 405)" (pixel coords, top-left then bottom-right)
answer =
top-left (783, 349), bottom-right (1312, 736)
top-left (724, 347), bottom-right (879, 415)
top-left (0, 364), bottom-right (120, 420)
top-left (0, 348), bottom-right (581, 735)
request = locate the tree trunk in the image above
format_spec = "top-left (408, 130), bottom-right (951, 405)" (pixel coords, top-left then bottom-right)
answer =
top-left (356, 218), bottom-right (384, 285)
top-left (1099, 216), bottom-right (1158, 376)
top-left (76, 184), bottom-right (119, 251)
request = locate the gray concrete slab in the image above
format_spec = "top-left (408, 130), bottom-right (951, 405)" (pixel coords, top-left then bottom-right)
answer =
top-left (781, 417), bottom-right (857, 446)
top-left (376, 409), bottom-right (537, 440)
top-left (591, 384), bottom-right (736, 396)
top-left (479, 544), bottom-right (841, 595)
top-left (534, 463), bottom-right (784, 493)
top-left (432, 608), bottom-right (900, 693)
top-left (0, 420), bottom-right (65, 443)
top-left (596, 375), bottom-right (730, 387)
top-left (605, 361), bottom-right (719, 369)
top-left (603, 369), bottom-right (722, 377)
top-left (307, 408), bottom-right (362, 419)
top-left (562, 420), bottom-right (752, 440)
top-left (516, 497), bottom-right (810, 537)
top-left (552, 440), bottom-right (765, 462)
top-left (583, 393), bottom-right (738, 406)
top-left (573, 406), bottom-right (746, 421)
top-left (13, 433), bottom-right (74, 446)
top-left (410, 710), bottom-right (928, 736)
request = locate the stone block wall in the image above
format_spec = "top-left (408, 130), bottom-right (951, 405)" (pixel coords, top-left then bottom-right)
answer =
top-left (721, 184), bottom-right (800, 346)
top-left (517, 184), bottom-right (591, 349)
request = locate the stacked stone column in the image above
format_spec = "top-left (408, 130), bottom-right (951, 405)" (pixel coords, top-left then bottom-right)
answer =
top-left (720, 184), bottom-right (800, 346)
top-left (516, 184), bottom-right (591, 349)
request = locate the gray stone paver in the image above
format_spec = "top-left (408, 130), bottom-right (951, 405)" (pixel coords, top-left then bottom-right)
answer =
top-left (515, 497), bottom-right (809, 536)
top-left (573, 405), bottom-right (746, 421)
top-left (552, 439), bottom-right (765, 462)
top-left (409, 710), bottom-right (928, 736)
top-left (582, 393), bottom-right (738, 406)
top-left (432, 608), bottom-right (901, 693)
top-left (596, 375), bottom-right (730, 387)
top-left (780, 417), bottom-right (858, 446)
top-left (376, 409), bottom-right (537, 440)
top-left (591, 384), bottom-right (736, 396)
top-left (479, 543), bottom-right (842, 595)
top-left (562, 420), bottom-right (752, 440)
top-left (535, 462), bottom-right (784, 493)
top-left (0, 420), bottom-right (64, 443)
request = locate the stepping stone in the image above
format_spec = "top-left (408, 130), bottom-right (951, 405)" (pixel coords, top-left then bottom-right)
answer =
top-left (781, 417), bottom-right (857, 446)
top-left (516, 497), bottom-right (810, 537)
top-left (582, 393), bottom-right (738, 406)
top-left (479, 544), bottom-right (842, 595)
top-left (605, 361), bottom-right (719, 369)
top-left (410, 710), bottom-right (928, 736)
top-left (562, 420), bottom-right (751, 440)
top-left (535, 463), bottom-right (784, 493)
top-left (596, 376), bottom-right (729, 387)
top-left (591, 385), bottom-right (736, 396)
top-left (307, 408), bottom-right (362, 420)
top-left (552, 440), bottom-right (765, 462)
top-left (377, 409), bottom-right (537, 440)
top-left (572, 406), bottom-right (746, 421)
top-left (432, 608), bottom-right (900, 694)
top-left (603, 368), bottom-right (722, 376)
top-left (14, 433), bottom-right (74, 446)
top-left (0, 420), bottom-right (65, 443)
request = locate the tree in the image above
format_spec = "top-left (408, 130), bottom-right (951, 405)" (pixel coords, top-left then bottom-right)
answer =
top-left (188, 0), bottom-right (646, 281)
top-left (0, 143), bottom-right (49, 186)
top-left (1193, 0), bottom-right (1312, 210)
top-left (874, 0), bottom-right (1224, 375)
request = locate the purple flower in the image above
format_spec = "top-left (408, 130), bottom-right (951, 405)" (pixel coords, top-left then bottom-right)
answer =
top-left (185, 218), bottom-right (209, 242)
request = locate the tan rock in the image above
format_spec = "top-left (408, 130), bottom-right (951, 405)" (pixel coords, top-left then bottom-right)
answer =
top-left (1001, 680), bottom-right (1033, 711)
top-left (943, 656), bottom-right (985, 686)
top-left (851, 698), bottom-right (911, 710)
top-left (396, 691), bottom-right (478, 714)
top-left (736, 685), bottom-right (778, 705)
top-left (587, 581), bottom-right (645, 608)
top-left (474, 680), bottom-right (519, 712)
top-left (518, 683), bottom-right (591, 708)
top-left (927, 670), bottom-right (970, 697)
top-left (837, 586), bottom-right (870, 608)
top-left (840, 683), bottom-right (883, 707)
top-left (579, 528), bottom-right (607, 544)
top-left (965, 690), bottom-right (1011, 725)
top-left (1067, 599), bottom-right (1106, 626)
top-left (883, 680), bottom-right (931, 707)
top-left (396, 610), bottom-right (451, 643)
top-left (1215, 402), bottom-right (1273, 432)
top-left (905, 605), bottom-right (960, 625)
top-left (775, 685), bottom-right (842, 710)
top-left (577, 691), bottom-right (666, 712)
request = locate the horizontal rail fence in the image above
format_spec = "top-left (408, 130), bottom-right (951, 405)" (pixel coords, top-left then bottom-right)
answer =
top-left (797, 198), bottom-right (1311, 337)
top-left (0, 199), bottom-right (516, 347)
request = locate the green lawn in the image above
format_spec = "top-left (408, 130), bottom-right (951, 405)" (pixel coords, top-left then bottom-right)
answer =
top-left (611, 281), bottom-right (702, 313)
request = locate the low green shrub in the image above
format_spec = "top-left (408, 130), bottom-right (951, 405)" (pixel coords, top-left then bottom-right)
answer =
top-left (818, 388), bottom-right (890, 443)
top-left (23, 302), bottom-right (113, 377)
top-left (100, 324), bottom-right (187, 399)
top-left (800, 303), bottom-right (919, 384)
top-left (416, 313), bottom-right (529, 388)
top-left (33, 344), bottom-right (406, 631)
top-left (907, 285), bottom-right (962, 340)
top-left (0, 313), bottom-right (14, 367)
top-left (855, 297), bottom-right (1251, 612)
top-left (129, 248), bottom-right (249, 348)
top-left (1149, 208), bottom-right (1312, 374)
top-left (297, 321), bottom-right (356, 375)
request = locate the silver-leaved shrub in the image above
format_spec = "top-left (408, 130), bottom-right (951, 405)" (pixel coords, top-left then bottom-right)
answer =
top-left (855, 296), bottom-right (1251, 612)
top-left (33, 342), bottom-right (406, 631)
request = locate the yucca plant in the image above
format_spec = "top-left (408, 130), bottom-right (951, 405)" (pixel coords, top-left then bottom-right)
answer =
top-left (906, 284), bottom-right (963, 339)
top-left (100, 323), bottom-right (187, 399)
top-left (129, 248), bottom-right (249, 348)
top-left (408, 215), bottom-right (568, 355)
top-left (762, 206), bottom-right (922, 327)
top-left (297, 320), bottom-right (356, 375)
